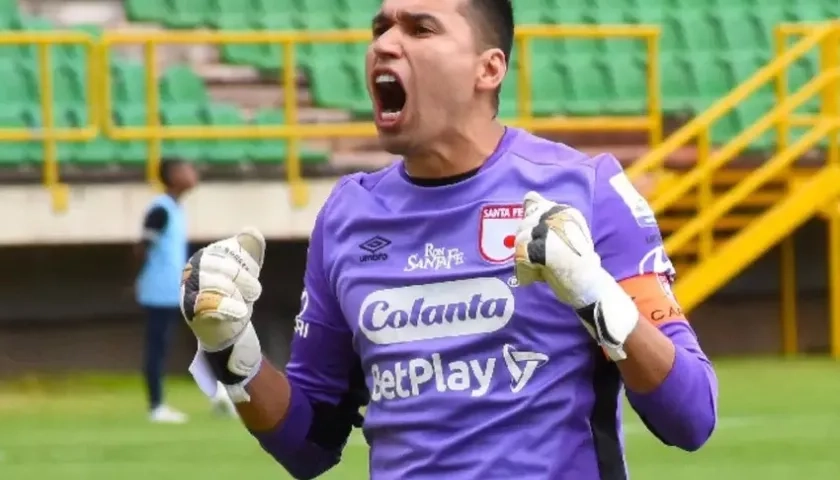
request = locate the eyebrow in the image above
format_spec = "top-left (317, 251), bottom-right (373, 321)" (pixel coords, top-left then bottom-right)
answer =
top-left (372, 11), bottom-right (443, 29)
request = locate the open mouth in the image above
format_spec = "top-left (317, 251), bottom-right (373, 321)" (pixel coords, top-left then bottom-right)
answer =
top-left (373, 71), bottom-right (407, 127)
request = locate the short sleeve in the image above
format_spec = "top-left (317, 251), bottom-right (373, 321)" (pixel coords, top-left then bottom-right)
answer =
top-left (285, 205), bottom-right (358, 406)
top-left (142, 206), bottom-right (168, 242)
top-left (591, 154), bottom-right (676, 281)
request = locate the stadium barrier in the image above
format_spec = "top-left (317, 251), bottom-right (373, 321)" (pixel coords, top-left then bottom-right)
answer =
top-left (0, 25), bottom-right (661, 211)
top-left (0, 31), bottom-right (100, 210)
top-left (627, 21), bottom-right (840, 358)
top-left (100, 25), bottom-right (661, 206)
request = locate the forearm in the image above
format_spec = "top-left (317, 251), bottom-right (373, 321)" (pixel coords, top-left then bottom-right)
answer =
top-left (624, 322), bottom-right (718, 451)
top-left (239, 358), bottom-right (292, 430)
top-left (617, 319), bottom-right (675, 393)
top-left (238, 358), bottom-right (341, 480)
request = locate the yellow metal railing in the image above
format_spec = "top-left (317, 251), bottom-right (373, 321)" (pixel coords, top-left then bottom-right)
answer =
top-left (774, 23), bottom-right (840, 359)
top-left (627, 24), bottom-right (837, 255)
top-left (0, 25), bottom-right (659, 210)
top-left (98, 25), bottom-right (661, 206)
top-left (0, 32), bottom-right (99, 211)
top-left (627, 21), bottom-right (840, 358)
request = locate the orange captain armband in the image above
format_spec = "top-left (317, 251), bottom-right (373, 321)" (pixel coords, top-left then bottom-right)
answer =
top-left (617, 273), bottom-right (687, 325)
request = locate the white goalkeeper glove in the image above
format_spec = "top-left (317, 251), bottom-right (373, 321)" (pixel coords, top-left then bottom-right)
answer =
top-left (180, 227), bottom-right (266, 402)
top-left (514, 191), bottom-right (639, 361)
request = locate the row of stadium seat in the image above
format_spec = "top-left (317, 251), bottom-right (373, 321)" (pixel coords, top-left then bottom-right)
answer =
top-left (1, 47), bottom-right (818, 118)
top-left (0, 105), bottom-right (328, 166)
top-left (0, 3), bottom-right (829, 116)
top-left (120, 0), bottom-right (840, 25)
top-left (0, 0), bottom-right (830, 168)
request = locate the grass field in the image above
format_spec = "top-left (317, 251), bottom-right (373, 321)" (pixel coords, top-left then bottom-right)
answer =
top-left (1, 358), bottom-right (839, 479)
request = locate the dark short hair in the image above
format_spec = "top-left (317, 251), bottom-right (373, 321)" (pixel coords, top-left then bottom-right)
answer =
top-left (463, 0), bottom-right (514, 113)
top-left (159, 158), bottom-right (187, 187)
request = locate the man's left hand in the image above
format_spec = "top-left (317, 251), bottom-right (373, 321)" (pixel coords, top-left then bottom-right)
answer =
top-left (514, 191), bottom-right (639, 360)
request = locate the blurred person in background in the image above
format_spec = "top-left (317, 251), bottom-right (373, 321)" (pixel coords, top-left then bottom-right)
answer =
top-left (134, 158), bottom-right (235, 423)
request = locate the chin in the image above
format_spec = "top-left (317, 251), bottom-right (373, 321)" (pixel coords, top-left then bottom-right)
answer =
top-left (377, 135), bottom-right (413, 156)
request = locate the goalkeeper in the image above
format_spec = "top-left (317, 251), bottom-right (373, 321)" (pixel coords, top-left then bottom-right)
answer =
top-left (181, 0), bottom-right (718, 478)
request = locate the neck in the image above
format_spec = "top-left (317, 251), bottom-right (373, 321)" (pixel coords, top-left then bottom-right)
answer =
top-left (166, 189), bottom-right (181, 201)
top-left (404, 120), bottom-right (505, 179)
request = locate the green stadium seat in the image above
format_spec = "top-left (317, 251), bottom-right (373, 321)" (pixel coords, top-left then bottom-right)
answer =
top-left (160, 104), bottom-right (207, 160)
top-left (51, 64), bottom-right (88, 106)
top-left (590, 10), bottom-right (643, 56)
top-left (160, 66), bottom-right (208, 105)
top-left (16, 16), bottom-right (56, 61)
top-left (660, 55), bottom-right (697, 112)
top-left (710, 10), bottom-right (763, 53)
top-left (125, 0), bottom-right (167, 23)
top-left (691, 54), bottom-right (737, 109)
top-left (66, 107), bottom-right (118, 165)
top-left (23, 107), bottom-right (74, 164)
top-left (514, 7), bottom-right (547, 26)
top-left (202, 103), bottom-right (250, 164)
top-left (300, 0), bottom-right (344, 16)
top-left (248, 108), bottom-right (328, 165)
top-left (0, 0), bottom-right (18, 17)
top-left (530, 60), bottom-right (569, 116)
top-left (112, 105), bottom-right (150, 165)
top-left (549, 9), bottom-right (600, 59)
top-left (0, 110), bottom-right (31, 165)
top-left (254, 0), bottom-right (297, 15)
top-left (254, 13), bottom-right (298, 32)
top-left (217, 17), bottom-right (266, 67)
top-left (327, 0), bottom-right (376, 13)
top-left (111, 61), bottom-right (147, 105)
top-left (309, 63), bottom-right (359, 111)
top-left (208, 0), bottom-right (252, 26)
top-left (345, 11), bottom-right (372, 29)
top-left (626, 2), bottom-right (665, 23)
top-left (666, 11), bottom-right (717, 53)
top-left (750, 8), bottom-right (786, 49)
top-left (249, 108), bottom-right (288, 163)
top-left (786, 3), bottom-right (826, 23)
top-left (0, 62), bottom-right (34, 109)
top-left (164, 0), bottom-right (211, 29)
top-left (296, 13), bottom-right (347, 68)
top-left (250, 15), bottom-right (297, 71)
top-left (604, 55), bottom-right (647, 114)
top-left (562, 57), bottom-right (612, 115)
top-left (309, 61), bottom-right (371, 116)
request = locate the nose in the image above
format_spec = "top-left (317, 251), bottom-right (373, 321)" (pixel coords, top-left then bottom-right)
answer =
top-left (372, 28), bottom-right (403, 61)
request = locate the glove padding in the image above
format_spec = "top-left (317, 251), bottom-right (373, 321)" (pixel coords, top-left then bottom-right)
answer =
top-left (514, 191), bottom-right (639, 361)
top-left (180, 227), bottom-right (266, 401)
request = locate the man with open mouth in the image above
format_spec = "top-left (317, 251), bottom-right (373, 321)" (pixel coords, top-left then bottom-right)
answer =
top-left (181, 0), bottom-right (719, 479)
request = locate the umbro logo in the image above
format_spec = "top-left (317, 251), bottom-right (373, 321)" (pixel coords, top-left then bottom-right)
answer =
top-left (359, 236), bottom-right (391, 263)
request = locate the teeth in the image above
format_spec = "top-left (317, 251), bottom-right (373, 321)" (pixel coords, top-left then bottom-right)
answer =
top-left (375, 73), bottom-right (397, 84)
top-left (381, 111), bottom-right (401, 121)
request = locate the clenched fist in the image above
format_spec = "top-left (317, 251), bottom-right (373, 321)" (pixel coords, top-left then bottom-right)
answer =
top-left (514, 192), bottom-right (639, 361)
top-left (180, 227), bottom-right (266, 401)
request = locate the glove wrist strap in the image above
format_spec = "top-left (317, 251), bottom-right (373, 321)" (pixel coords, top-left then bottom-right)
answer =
top-left (223, 361), bottom-right (262, 403)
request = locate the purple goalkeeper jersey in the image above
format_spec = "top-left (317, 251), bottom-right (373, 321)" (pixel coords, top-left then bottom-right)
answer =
top-left (255, 128), bottom-right (718, 480)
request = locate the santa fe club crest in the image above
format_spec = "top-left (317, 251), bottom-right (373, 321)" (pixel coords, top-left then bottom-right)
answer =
top-left (479, 203), bottom-right (524, 264)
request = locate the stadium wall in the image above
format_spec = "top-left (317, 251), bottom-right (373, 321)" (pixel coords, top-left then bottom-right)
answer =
top-left (0, 181), bottom-right (340, 245)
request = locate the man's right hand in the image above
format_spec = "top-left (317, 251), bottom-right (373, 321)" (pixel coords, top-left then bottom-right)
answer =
top-left (180, 227), bottom-right (266, 402)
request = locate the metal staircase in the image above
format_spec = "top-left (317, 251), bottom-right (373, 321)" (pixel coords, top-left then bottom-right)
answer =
top-left (628, 22), bottom-right (840, 317)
